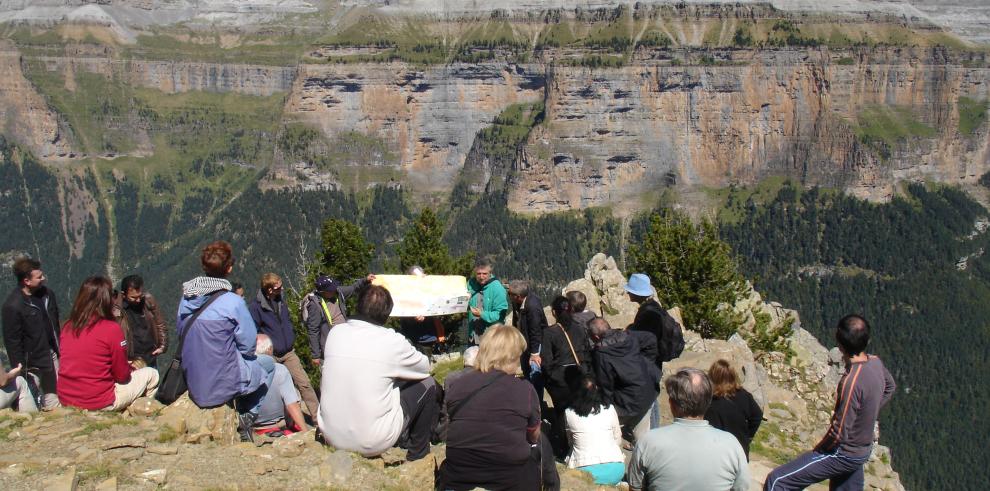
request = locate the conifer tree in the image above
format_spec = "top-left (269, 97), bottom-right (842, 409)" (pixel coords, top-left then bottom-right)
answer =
top-left (398, 209), bottom-right (473, 276)
top-left (628, 211), bottom-right (746, 339)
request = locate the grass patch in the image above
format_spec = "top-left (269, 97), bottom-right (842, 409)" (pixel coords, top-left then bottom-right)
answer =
top-left (156, 426), bottom-right (180, 443)
top-left (854, 105), bottom-right (937, 159)
top-left (958, 96), bottom-right (988, 136)
top-left (750, 421), bottom-right (800, 465)
top-left (431, 358), bottom-right (465, 385)
top-left (75, 415), bottom-right (137, 436)
top-left (0, 413), bottom-right (29, 440)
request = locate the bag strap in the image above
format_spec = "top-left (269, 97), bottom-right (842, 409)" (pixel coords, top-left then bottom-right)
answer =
top-left (558, 324), bottom-right (581, 367)
top-left (448, 374), bottom-right (501, 421)
top-left (173, 291), bottom-right (226, 363)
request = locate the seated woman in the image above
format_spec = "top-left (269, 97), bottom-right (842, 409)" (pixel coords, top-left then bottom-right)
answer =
top-left (704, 359), bottom-right (763, 459)
top-left (178, 240), bottom-right (274, 443)
top-left (564, 376), bottom-right (625, 486)
top-left (57, 276), bottom-right (159, 411)
top-left (542, 295), bottom-right (591, 456)
top-left (437, 324), bottom-right (542, 491)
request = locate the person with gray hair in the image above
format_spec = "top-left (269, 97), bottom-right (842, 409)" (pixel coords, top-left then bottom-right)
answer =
top-left (627, 368), bottom-right (750, 491)
top-left (587, 317), bottom-right (658, 446)
top-left (507, 279), bottom-right (546, 399)
top-left (252, 334), bottom-right (309, 436)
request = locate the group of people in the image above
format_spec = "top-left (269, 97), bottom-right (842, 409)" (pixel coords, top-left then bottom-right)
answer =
top-left (0, 241), bottom-right (896, 491)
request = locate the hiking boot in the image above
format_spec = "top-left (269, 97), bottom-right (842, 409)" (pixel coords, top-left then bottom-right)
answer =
top-left (238, 412), bottom-right (257, 443)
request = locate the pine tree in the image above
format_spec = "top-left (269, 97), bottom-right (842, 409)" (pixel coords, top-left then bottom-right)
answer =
top-left (312, 218), bottom-right (375, 282)
top-left (398, 209), bottom-right (473, 276)
top-left (628, 211), bottom-right (746, 339)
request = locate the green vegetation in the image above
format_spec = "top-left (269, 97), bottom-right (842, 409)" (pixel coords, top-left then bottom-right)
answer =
top-left (156, 426), bottom-right (180, 443)
top-left (720, 181), bottom-right (990, 491)
top-left (854, 105), bottom-right (937, 159)
top-left (958, 96), bottom-right (988, 136)
top-left (750, 421), bottom-right (801, 465)
top-left (747, 313), bottom-right (795, 360)
top-left (431, 357), bottom-right (465, 385)
top-left (398, 209), bottom-right (473, 276)
top-left (75, 415), bottom-right (138, 436)
top-left (628, 211), bottom-right (747, 339)
top-left (835, 56), bottom-right (856, 65)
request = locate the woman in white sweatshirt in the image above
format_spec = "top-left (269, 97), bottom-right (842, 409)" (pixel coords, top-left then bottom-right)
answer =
top-left (565, 375), bottom-right (626, 485)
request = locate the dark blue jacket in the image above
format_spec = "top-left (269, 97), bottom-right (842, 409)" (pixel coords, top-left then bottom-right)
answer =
top-left (248, 291), bottom-right (296, 357)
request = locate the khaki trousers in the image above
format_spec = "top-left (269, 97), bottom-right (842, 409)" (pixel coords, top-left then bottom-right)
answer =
top-left (275, 350), bottom-right (319, 418)
top-left (108, 367), bottom-right (160, 411)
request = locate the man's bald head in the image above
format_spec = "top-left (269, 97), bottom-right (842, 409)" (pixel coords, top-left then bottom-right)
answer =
top-left (588, 317), bottom-right (611, 338)
top-left (836, 314), bottom-right (871, 356)
top-left (664, 367), bottom-right (713, 418)
top-left (256, 334), bottom-right (273, 356)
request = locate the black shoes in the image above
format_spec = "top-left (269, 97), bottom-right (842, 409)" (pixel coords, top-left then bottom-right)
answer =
top-left (238, 412), bottom-right (257, 443)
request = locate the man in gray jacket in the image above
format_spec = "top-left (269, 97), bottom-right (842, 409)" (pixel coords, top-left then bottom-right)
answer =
top-left (304, 274), bottom-right (373, 367)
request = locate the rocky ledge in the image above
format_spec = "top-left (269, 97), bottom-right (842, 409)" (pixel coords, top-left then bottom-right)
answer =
top-left (0, 253), bottom-right (904, 490)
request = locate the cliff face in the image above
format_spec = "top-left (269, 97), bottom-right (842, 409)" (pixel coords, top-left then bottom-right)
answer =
top-left (512, 47), bottom-right (990, 211)
top-left (0, 45), bottom-right (71, 159)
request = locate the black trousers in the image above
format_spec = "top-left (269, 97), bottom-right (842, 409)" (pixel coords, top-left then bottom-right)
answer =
top-left (398, 377), bottom-right (441, 461)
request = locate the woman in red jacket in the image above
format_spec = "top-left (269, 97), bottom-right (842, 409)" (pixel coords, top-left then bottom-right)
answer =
top-left (57, 276), bottom-right (159, 411)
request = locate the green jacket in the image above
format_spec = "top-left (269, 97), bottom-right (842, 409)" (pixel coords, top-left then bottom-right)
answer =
top-left (466, 276), bottom-right (509, 339)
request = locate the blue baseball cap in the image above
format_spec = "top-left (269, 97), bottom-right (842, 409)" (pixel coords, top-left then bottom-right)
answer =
top-left (316, 275), bottom-right (339, 293)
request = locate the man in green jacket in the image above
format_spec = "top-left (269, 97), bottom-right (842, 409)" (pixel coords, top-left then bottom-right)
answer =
top-left (466, 258), bottom-right (509, 344)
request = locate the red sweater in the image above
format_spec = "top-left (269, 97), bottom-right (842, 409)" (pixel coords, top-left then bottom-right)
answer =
top-left (57, 318), bottom-right (132, 410)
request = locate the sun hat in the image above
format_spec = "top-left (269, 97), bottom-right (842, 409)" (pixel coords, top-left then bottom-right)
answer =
top-left (624, 273), bottom-right (654, 297)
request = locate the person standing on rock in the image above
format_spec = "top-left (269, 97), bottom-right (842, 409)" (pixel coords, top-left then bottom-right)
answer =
top-left (508, 280), bottom-right (547, 403)
top-left (704, 359), bottom-right (763, 460)
top-left (627, 368), bottom-right (750, 491)
top-left (249, 272), bottom-right (319, 420)
top-left (177, 240), bottom-right (275, 443)
top-left (588, 317), bottom-right (658, 447)
top-left (302, 273), bottom-right (373, 367)
top-left (56, 276), bottom-right (160, 412)
top-left (112, 275), bottom-right (168, 369)
top-left (1, 256), bottom-right (61, 410)
top-left (466, 258), bottom-right (509, 344)
top-left (626, 272), bottom-right (684, 428)
top-left (764, 314), bottom-right (896, 491)
top-left (318, 285), bottom-right (440, 462)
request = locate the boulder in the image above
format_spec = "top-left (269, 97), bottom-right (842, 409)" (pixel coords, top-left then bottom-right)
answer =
top-left (561, 277), bottom-right (602, 316)
top-left (127, 397), bottom-right (165, 417)
top-left (157, 394), bottom-right (239, 445)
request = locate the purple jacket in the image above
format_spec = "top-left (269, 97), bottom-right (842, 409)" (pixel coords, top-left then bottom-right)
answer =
top-left (177, 279), bottom-right (268, 408)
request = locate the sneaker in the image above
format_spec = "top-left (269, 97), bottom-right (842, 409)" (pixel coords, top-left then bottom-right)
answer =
top-left (238, 412), bottom-right (257, 443)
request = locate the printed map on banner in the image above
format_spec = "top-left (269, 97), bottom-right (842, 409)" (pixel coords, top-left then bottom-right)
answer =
top-left (372, 275), bottom-right (470, 317)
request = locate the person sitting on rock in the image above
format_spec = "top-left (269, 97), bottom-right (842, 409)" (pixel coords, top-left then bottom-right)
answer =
top-left (564, 375), bottom-right (625, 486)
top-left (704, 359), bottom-right (763, 460)
top-left (437, 324), bottom-right (558, 491)
top-left (764, 315), bottom-right (896, 491)
top-left (543, 295), bottom-right (591, 456)
top-left (253, 334), bottom-right (309, 436)
top-left (628, 368), bottom-right (750, 491)
top-left (588, 317), bottom-right (658, 447)
top-left (177, 240), bottom-right (275, 443)
top-left (0, 361), bottom-right (37, 413)
top-left (57, 276), bottom-right (160, 411)
top-left (318, 285), bottom-right (439, 461)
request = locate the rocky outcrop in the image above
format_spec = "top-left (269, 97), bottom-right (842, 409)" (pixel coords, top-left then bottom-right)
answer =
top-left (0, 45), bottom-right (71, 159)
top-left (558, 253), bottom-right (905, 490)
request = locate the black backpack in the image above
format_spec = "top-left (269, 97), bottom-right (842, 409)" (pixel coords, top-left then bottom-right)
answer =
top-left (658, 309), bottom-right (685, 363)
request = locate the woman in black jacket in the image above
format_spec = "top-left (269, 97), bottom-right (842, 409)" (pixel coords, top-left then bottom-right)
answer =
top-left (543, 295), bottom-right (591, 456)
top-left (704, 359), bottom-right (764, 459)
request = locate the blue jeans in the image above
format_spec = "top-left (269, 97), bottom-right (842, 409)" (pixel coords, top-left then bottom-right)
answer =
top-left (765, 450), bottom-right (869, 491)
top-left (235, 354), bottom-right (275, 416)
